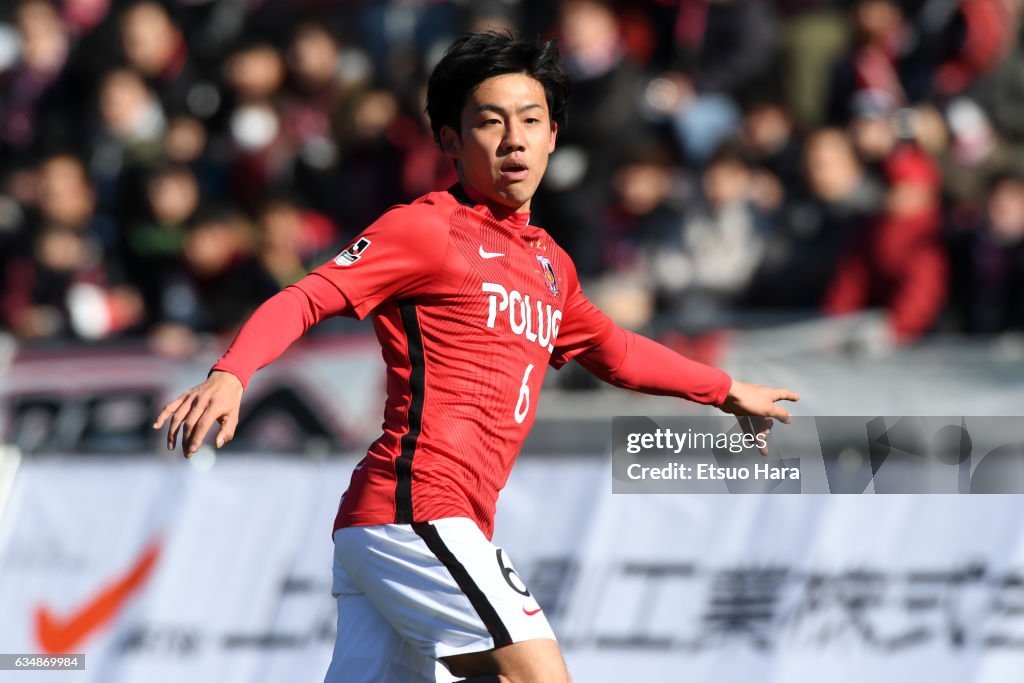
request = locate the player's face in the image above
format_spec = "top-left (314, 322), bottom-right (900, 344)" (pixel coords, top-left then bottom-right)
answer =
top-left (441, 73), bottom-right (558, 213)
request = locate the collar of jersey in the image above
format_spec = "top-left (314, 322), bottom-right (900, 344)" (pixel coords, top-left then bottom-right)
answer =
top-left (447, 183), bottom-right (532, 232)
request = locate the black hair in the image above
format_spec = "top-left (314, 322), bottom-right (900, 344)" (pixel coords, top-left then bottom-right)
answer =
top-left (706, 141), bottom-right (749, 171)
top-left (987, 169), bottom-right (1024, 192)
top-left (425, 31), bottom-right (569, 146)
top-left (146, 161), bottom-right (195, 184)
top-left (187, 203), bottom-right (244, 231)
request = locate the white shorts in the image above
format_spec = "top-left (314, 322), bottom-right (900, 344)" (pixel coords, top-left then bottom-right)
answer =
top-left (324, 517), bottom-right (556, 683)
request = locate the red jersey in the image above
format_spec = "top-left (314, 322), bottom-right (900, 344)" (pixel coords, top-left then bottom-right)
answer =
top-left (213, 186), bottom-right (731, 540)
top-left (315, 188), bottom-right (616, 539)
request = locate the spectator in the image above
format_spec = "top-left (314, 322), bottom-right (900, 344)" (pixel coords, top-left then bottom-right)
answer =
top-left (224, 39), bottom-right (286, 107)
top-left (532, 0), bottom-right (649, 275)
top-left (1, 224), bottom-right (142, 341)
top-left (150, 206), bottom-right (279, 347)
top-left (824, 143), bottom-right (947, 343)
top-left (953, 173), bottom-right (1024, 333)
top-left (346, 0), bottom-right (463, 83)
top-left (825, 0), bottom-right (911, 125)
top-left (738, 99), bottom-right (802, 209)
top-left (847, 89), bottom-right (900, 167)
top-left (644, 144), bottom-right (770, 326)
top-left (281, 22), bottom-right (352, 218)
top-left (586, 143), bottom-right (686, 330)
top-left (256, 197), bottom-right (337, 288)
top-left (989, 19), bottom-right (1024, 144)
top-left (0, 153), bottom-right (122, 330)
top-left (923, 0), bottom-right (1018, 99)
top-left (645, 0), bottom-right (780, 164)
top-left (913, 99), bottom-right (1021, 218)
top-left (283, 21), bottom-right (345, 152)
top-left (217, 38), bottom-right (292, 212)
top-left (161, 111), bottom-right (228, 202)
top-left (121, 162), bottom-right (200, 325)
top-left (118, 1), bottom-right (216, 120)
top-left (34, 153), bottom-right (117, 250)
top-left (0, 0), bottom-right (75, 166)
top-left (88, 67), bottom-right (167, 220)
top-left (92, 67), bottom-right (166, 167)
top-left (750, 127), bottom-right (883, 309)
top-left (776, 0), bottom-right (851, 128)
top-left (223, 96), bottom-right (290, 213)
top-left (163, 114), bottom-right (208, 164)
top-left (604, 143), bottom-right (686, 276)
top-left (0, 1), bottom-right (1022, 347)
top-left (673, 0), bottom-right (780, 100)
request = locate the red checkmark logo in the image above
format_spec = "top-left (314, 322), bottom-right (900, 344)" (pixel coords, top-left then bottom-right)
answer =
top-left (34, 538), bottom-right (162, 654)
top-left (523, 606), bottom-right (542, 616)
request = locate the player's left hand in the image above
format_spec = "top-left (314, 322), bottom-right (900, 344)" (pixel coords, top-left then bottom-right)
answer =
top-left (719, 380), bottom-right (800, 455)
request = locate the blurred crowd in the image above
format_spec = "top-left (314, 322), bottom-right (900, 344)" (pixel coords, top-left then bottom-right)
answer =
top-left (2, 0), bottom-right (1024, 356)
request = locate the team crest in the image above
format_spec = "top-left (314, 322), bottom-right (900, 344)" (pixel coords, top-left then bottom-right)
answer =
top-left (536, 255), bottom-right (559, 296)
top-left (334, 237), bottom-right (371, 266)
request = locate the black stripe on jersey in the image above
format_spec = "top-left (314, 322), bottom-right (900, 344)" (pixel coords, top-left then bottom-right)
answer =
top-left (412, 522), bottom-right (513, 648)
top-left (395, 299), bottom-right (424, 524)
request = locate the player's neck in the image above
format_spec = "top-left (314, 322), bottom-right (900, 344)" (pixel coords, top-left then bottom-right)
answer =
top-left (454, 182), bottom-right (531, 225)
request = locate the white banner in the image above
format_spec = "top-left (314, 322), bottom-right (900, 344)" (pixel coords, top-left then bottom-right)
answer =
top-left (2, 455), bottom-right (1024, 682)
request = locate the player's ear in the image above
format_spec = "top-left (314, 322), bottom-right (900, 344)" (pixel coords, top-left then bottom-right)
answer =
top-left (548, 121), bottom-right (558, 154)
top-left (440, 125), bottom-right (461, 159)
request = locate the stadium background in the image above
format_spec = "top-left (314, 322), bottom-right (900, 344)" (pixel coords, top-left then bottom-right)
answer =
top-left (2, 0), bottom-right (1024, 680)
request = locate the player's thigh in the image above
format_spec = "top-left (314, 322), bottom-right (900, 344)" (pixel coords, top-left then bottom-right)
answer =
top-left (442, 637), bottom-right (571, 682)
top-left (325, 589), bottom-right (436, 683)
top-left (334, 518), bottom-right (557, 662)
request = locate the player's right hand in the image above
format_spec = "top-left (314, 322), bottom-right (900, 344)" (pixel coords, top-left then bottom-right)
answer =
top-left (152, 370), bottom-right (244, 457)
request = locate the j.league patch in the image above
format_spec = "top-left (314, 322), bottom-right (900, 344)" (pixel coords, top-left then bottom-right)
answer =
top-left (334, 237), bottom-right (372, 266)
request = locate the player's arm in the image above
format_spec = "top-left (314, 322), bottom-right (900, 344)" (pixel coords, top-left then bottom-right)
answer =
top-left (154, 205), bottom-right (449, 456)
top-left (574, 326), bottom-right (800, 418)
top-left (552, 253), bottom-right (798, 415)
top-left (573, 326), bottom-right (800, 455)
top-left (551, 255), bottom-right (798, 452)
top-left (152, 273), bottom-right (352, 456)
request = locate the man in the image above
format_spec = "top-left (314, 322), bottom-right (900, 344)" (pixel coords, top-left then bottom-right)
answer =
top-left (154, 32), bottom-right (799, 683)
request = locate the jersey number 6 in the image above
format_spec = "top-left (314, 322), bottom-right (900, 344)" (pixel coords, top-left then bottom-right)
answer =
top-left (496, 548), bottom-right (531, 596)
top-left (514, 364), bottom-right (534, 424)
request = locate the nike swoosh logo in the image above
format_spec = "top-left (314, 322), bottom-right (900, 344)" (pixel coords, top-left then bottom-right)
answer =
top-left (479, 246), bottom-right (504, 259)
top-left (523, 606), bottom-right (543, 616)
top-left (35, 538), bottom-right (162, 654)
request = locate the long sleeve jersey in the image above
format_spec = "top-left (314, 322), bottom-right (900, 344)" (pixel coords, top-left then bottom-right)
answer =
top-left (213, 186), bottom-right (732, 538)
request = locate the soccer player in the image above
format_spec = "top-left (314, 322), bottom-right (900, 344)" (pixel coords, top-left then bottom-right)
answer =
top-left (154, 32), bottom-right (799, 683)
